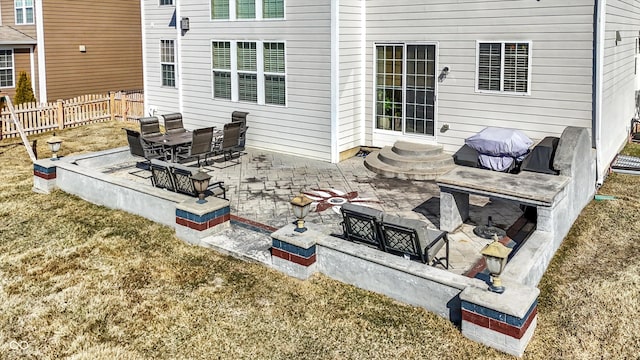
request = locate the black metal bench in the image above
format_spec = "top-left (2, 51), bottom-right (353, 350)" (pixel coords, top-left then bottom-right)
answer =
top-left (150, 159), bottom-right (226, 200)
top-left (339, 203), bottom-right (449, 268)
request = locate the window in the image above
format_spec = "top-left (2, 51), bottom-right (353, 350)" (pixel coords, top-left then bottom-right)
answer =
top-left (237, 0), bottom-right (256, 19)
top-left (237, 42), bottom-right (257, 102)
top-left (159, 0), bottom-right (173, 5)
top-left (477, 42), bottom-right (530, 94)
top-left (212, 42), bottom-right (232, 99)
top-left (375, 44), bottom-right (436, 135)
top-left (0, 50), bottom-right (15, 88)
top-left (160, 40), bottom-right (176, 87)
top-left (263, 0), bottom-right (284, 19)
top-left (15, 0), bottom-right (34, 25)
top-left (264, 42), bottom-right (286, 105)
top-left (211, 40), bottom-right (286, 106)
top-left (210, 0), bottom-right (283, 20)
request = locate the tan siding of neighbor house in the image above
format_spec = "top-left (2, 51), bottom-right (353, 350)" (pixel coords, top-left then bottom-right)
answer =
top-left (40, 1), bottom-right (143, 101)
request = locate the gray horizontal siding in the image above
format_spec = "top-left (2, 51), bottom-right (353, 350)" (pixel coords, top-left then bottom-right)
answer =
top-left (598, 0), bottom-right (640, 169)
top-left (364, 0), bottom-right (596, 152)
top-left (164, 0), bottom-right (333, 161)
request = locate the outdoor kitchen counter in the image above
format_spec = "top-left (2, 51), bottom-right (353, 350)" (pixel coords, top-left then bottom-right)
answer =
top-left (436, 166), bottom-right (570, 207)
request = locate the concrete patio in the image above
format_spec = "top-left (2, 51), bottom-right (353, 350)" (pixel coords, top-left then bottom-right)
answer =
top-left (97, 147), bottom-right (524, 276)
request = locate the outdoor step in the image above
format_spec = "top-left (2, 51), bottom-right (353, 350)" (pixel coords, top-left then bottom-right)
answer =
top-left (364, 150), bottom-right (455, 181)
top-left (377, 146), bottom-right (455, 170)
top-left (392, 141), bottom-right (444, 157)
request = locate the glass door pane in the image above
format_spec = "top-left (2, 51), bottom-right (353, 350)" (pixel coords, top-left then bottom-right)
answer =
top-left (405, 45), bottom-right (435, 136)
top-left (375, 45), bottom-right (403, 131)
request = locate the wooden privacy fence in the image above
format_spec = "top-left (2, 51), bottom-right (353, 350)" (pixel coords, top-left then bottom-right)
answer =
top-left (0, 91), bottom-right (144, 140)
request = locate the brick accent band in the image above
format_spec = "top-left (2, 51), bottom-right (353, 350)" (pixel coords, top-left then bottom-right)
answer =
top-left (175, 206), bottom-right (230, 231)
top-left (34, 164), bottom-right (57, 180)
top-left (461, 300), bottom-right (537, 340)
top-left (271, 239), bottom-right (317, 267)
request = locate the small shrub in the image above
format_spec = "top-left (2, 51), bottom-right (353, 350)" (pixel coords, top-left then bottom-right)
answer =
top-left (14, 70), bottom-right (37, 105)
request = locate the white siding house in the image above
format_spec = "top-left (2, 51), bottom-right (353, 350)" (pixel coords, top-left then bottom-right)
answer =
top-left (142, 0), bottom-right (640, 183)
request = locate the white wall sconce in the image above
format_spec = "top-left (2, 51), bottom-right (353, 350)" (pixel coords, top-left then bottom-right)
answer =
top-left (180, 17), bottom-right (190, 36)
top-left (79, 45), bottom-right (86, 53)
top-left (438, 67), bottom-right (450, 82)
top-left (290, 194), bottom-right (313, 233)
top-left (480, 235), bottom-right (512, 294)
top-left (616, 31), bottom-right (622, 45)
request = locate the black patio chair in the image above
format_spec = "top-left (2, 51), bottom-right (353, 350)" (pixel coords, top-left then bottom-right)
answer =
top-left (175, 127), bottom-right (214, 166)
top-left (124, 128), bottom-right (160, 179)
top-left (140, 116), bottom-right (162, 138)
top-left (163, 113), bottom-right (187, 134)
top-left (172, 165), bottom-right (227, 200)
top-left (211, 122), bottom-right (242, 168)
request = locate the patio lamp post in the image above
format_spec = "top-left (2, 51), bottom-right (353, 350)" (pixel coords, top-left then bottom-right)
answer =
top-left (290, 194), bottom-right (313, 233)
top-left (46, 134), bottom-right (63, 160)
top-left (190, 168), bottom-right (211, 204)
top-left (480, 235), bottom-right (512, 294)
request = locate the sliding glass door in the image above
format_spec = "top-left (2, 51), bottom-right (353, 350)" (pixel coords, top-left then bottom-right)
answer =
top-left (375, 44), bottom-right (436, 136)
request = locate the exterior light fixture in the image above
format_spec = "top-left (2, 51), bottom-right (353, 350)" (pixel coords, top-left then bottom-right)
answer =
top-left (616, 31), bottom-right (622, 45)
top-left (290, 194), bottom-right (313, 233)
top-left (190, 167), bottom-right (211, 204)
top-left (480, 235), bottom-right (512, 294)
top-left (438, 66), bottom-right (450, 82)
top-left (46, 134), bottom-right (63, 160)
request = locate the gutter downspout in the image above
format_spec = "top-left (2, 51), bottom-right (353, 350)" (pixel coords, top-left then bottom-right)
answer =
top-left (140, 0), bottom-right (149, 115)
top-left (34, 0), bottom-right (46, 103)
top-left (594, 0), bottom-right (606, 186)
top-left (330, 0), bottom-right (340, 163)
top-left (359, 0), bottom-right (366, 147)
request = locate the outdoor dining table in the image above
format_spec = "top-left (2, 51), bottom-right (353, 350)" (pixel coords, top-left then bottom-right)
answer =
top-left (143, 131), bottom-right (193, 162)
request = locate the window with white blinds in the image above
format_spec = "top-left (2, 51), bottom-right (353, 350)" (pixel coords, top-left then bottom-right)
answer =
top-left (0, 50), bottom-right (14, 88)
top-left (212, 42), bottom-right (232, 99)
top-left (237, 42), bottom-right (257, 102)
top-left (160, 40), bottom-right (176, 88)
top-left (477, 41), bottom-right (530, 94)
top-left (263, 0), bottom-right (284, 19)
top-left (210, 0), bottom-right (283, 20)
top-left (211, 0), bottom-right (229, 19)
top-left (236, 0), bottom-right (255, 19)
top-left (264, 42), bottom-right (286, 105)
top-left (211, 41), bottom-right (285, 105)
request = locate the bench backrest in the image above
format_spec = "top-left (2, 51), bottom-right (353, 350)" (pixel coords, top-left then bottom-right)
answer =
top-left (340, 203), bottom-right (384, 250)
top-left (380, 215), bottom-right (447, 266)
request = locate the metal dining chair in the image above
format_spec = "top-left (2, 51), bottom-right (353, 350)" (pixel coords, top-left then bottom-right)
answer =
top-left (163, 113), bottom-right (187, 134)
top-left (176, 127), bottom-right (214, 166)
top-left (140, 116), bottom-right (162, 137)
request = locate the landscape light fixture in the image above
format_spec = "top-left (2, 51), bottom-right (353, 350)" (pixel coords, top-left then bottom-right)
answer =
top-left (46, 134), bottom-right (63, 160)
top-left (480, 235), bottom-right (512, 294)
top-left (290, 194), bottom-right (313, 233)
top-left (191, 167), bottom-right (211, 204)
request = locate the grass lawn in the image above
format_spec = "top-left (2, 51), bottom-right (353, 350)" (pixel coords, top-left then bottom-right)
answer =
top-left (1, 121), bottom-right (639, 359)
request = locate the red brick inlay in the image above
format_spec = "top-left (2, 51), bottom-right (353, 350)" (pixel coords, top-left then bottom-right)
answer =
top-left (462, 307), bottom-right (537, 340)
top-left (177, 214), bottom-right (230, 231)
top-left (271, 248), bottom-right (316, 267)
top-left (230, 214), bottom-right (278, 232)
top-left (34, 170), bottom-right (56, 180)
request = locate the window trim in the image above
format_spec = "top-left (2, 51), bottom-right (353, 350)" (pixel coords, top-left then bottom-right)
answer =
top-left (14, 0), bottom-right (35, 25)
top-left (210, 0), bottom-right (285, 21)
top-left (475, 40), bottom-right (532, 96)
top-left (160, 39), bottom-right (177, 88)
top-left (0, 48), bottom-right (15, 88)
top-left (210, 40), bottom-right (287, 107)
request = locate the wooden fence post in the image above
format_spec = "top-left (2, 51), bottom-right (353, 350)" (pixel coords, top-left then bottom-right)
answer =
top-left (56, 99), bottom-right (64, 130)
top-left (121, 92), bottom-right (128, 122)
top-left (110, 91), bottom-right (116, 122)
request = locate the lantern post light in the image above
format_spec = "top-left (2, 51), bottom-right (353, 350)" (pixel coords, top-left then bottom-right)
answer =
top-left (190, 168), bottom-right (211, 204)
top-left (480, 235), bottom-right (512, 294)
top-left (46, 134), bottom-right (63, 160)
top-left (290, 194), bottom-right (313, 233)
